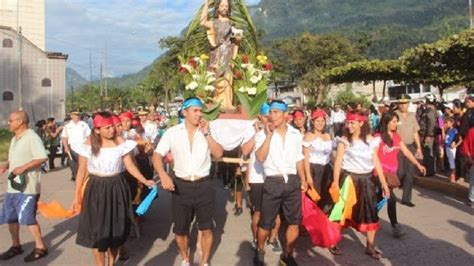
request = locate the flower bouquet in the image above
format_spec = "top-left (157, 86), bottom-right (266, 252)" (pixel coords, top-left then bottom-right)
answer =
top-left (233, 54), bottom-right (272, 117)
top-left (178, 54), bottom-right (221, 120)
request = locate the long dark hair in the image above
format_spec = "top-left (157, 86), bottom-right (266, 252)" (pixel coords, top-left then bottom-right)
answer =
top-left (90, 112), bottom-right (112, 156)
top-left (214, 0), bottom-right (231, 18)
top-left (377, 111), bottom-right (399, 147)
top-left (344, 110), bottom-right (370, 144)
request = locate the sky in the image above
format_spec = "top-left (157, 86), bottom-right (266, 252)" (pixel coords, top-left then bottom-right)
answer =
top-left (45, 0), bottom-right (260, 78)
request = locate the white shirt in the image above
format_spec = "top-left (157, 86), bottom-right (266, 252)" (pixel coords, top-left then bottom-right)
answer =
top-left (340, 137), bottom-right (380, 174)
top-left (61, 120), bottom-right (91, 145)
top-left (255, 125), bottom-right (304, 182)
top-left (122, 129), bottom-right (137, 140)
top-left (242, 125), bottom-right (265, 183)
top-left (155, 123), bottom-right (211, 180)
top-left (303, 138), bottom-right (334, 165)
top-left (72, 140), bottom-right (136, 176)
top-left (144, 121), bottom-right (159, 141)
top-left (330, 110), bottom-right (346, 125)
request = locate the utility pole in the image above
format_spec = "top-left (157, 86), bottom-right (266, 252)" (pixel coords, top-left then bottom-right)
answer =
top-left (18, 26), bottom-right (23, 110)
top-left (470, 0), bottom-right (474, 29)
top-left (71, 85), bottom-right (75, 111)
top-left (100, 63), bottom-right (104, 110)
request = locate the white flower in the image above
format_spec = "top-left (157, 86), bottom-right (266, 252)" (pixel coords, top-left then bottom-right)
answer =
top-left (192, 75), bottom-right (200, 80)
top-left (206, 71), bottom-right (215, 78)
top-left (193, 57), bottom-right (201, 63)
top-left (261, 70), bottom-right (270, 76)
top-left (247, 87), bottom-right (257, 95)
top-left (241, 63), bottom-right (254, 70)
top-left (205, 85), bottom-right (215, 91)
top-left (181, 64), bottom-right (192, 72)
top-left (207, 76), bottom-right (216, 83)
top-left (250, 74), bottom-right (262, 84)
top-left (238, 87), bottom-right (247, 93)
top-left (185, 81), bottom-right (198, 90)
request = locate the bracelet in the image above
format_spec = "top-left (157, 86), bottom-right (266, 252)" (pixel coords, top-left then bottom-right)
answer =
top-left (204, 131), bottom-right (212, 137)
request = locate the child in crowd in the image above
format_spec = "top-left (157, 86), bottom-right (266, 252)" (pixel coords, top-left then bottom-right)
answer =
top-left (445, 117), bottom-right (458, 182)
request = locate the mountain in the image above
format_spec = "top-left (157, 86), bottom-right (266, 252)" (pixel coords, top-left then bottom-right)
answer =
top-left (66, 67), bottom-right (88, 90)
top-left (102, 60), bottom-right (155, 89)
top-left (250, 0), bottom-right (470, 59)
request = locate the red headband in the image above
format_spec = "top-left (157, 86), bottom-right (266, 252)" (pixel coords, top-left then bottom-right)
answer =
top-left (293, 111), bottom-right (305, 119)
top-left (131, 119), bottom-right (141, 128)
top-left (311, 109), bottom-right (327, 120)
top-left (93, 115), bottom-right (114, 129)
top-left (346, 113), bottom-right (367, 122)
top-left (111, 115), bottom-right (121, 125)
top-left (119, 111), bottom-right (134, 120)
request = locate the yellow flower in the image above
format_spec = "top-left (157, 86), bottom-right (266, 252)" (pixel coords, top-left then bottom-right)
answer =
top-left (257, 55), bottom-right (268, 64)
top-left (200, 54), bottom-right (209, 61)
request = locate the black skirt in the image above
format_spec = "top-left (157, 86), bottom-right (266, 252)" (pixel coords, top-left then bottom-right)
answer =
top-left (310, 163), bottom-right (333, 211)
top-left (343, 172), bottom-right (380, 232)
top-left (76, 173), bottom-right (134, 252)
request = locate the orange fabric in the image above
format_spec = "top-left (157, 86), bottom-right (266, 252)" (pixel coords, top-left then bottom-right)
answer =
top-left (306, 187), bottom-right (321, 202)
top-left (37, 200), bottom-right (77, 219)
top-left (329, 184), bottom-right (340, 203)
top-left (341, 178), bottom-right (357, 226)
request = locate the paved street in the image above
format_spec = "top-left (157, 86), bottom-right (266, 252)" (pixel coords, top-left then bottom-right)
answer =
top-left (0, 165), bottom-right (473, 266)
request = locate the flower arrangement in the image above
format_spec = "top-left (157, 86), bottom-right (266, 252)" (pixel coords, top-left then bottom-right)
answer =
top-left (179, 54), bottom-right (217, 100)
top-left (178, 54), bottom-right (221, 120)
top-left (233, 53), bottom-right (273, 117)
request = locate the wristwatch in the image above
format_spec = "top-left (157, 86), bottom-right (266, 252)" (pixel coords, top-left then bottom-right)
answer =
top-left (204, 131), bottom-right (212, 137)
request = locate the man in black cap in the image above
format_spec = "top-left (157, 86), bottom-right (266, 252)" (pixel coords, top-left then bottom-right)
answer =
top-left (419, 94), bottom-right (438, 177)
top-left (396, 94), bottom-right (423, 208)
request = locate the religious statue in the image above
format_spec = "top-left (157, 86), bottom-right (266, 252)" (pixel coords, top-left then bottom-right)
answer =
top-left (200, 0), bottom-right (242, 112)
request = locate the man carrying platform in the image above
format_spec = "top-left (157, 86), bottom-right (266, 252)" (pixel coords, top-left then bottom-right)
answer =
top-left (152, 97), bottom-right (224, 266)
top-left (253, 100), bottom-right (308, 266)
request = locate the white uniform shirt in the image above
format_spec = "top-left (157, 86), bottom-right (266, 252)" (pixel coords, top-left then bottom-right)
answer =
top-left (144, 121), bottom-right (159, 141)
top-left (242, 125), bottom-right (265, 183)
top-left (155, 123), bottom-right (211, 180)
top-left (330, 110), bottom-right (346, 125)
top-left (255, 125), bottom-right (304, 182)
top-left (61, 120), bottom-right (91, 145)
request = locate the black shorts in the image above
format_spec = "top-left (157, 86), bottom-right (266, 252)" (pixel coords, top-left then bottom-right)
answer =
top-left (249, 183), bottom-right (264, 212)
top-left (172, 177), bottom-right (215, 235)
top-left (259, 175), bottom-right (301, 230)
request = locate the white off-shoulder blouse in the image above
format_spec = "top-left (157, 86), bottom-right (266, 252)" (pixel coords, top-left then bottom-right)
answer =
top-left (303, 138), bottom-right (334, 165)
top-left (339, 137), bottom-right (381, 174)
top-left (72, 140), bottom-right (137, 176)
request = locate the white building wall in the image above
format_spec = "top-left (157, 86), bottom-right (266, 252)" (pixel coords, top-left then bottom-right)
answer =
top-left (0, 0), bottom-right (45, 50)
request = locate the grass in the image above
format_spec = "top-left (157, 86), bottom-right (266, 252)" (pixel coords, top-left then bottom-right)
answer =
top-left (0, 129), bottom-right (12, 161)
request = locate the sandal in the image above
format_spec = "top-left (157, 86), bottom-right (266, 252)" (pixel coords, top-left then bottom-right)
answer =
top-left (365, 248), bottom-right (381, 260)
top-left (24, 248), bottom-right (48, 262)
top-left (0, 246), bottom-right (23, 260)
top-left (328, 246), bottom-right (342, 255)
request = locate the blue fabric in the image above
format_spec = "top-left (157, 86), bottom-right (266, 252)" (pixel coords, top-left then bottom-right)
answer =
top-left (445, 128), bottom-right (458, 147)
top-left (136, 186), bottom-right (158, 216)
top-left (376, 197), bottom-right (387, 212)
top-left (0, 193), bottom-right (40, 225)
top-left (260, 103), bottom-right (270, 115)
top-left (269, 101), bottom-right (288, 112)
top-left (182, 98), bottom-right (203, 110)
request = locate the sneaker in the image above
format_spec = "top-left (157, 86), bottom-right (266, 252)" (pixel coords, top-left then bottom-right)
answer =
top-left (253, 249), bottom-right (265, 266)
top-left (180, 259), bottom-right (191, 266)
top-left (234, 207), bottom-right (243, 216)
top-left (267, 239), bottom-right (282, 254)
top-left (279, 254), bottom-right (298, 266)
top-left (392, 224), bottom-right (406, 238)
top-left (251, 239), bottom-right (257, 250)
top-left (223, 184), bottom-right (231, 190)
top-left (401, 201), bottom-right (415, 207)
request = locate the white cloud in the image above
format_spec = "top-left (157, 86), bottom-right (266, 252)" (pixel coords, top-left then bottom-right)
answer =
top-left (46, 0), bottom-right (260, 77)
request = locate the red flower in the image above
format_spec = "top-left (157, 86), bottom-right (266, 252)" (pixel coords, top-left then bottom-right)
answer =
top-left (263, 63), bottom-right (273, 71)
top-left (242, 55), bottom-right (249, 64)
top-left (188, 58), bottom-right (197, 68)
top-left (234, 71), bottom-right (243, 80)
top-left (179, 66), bottom-right (189, 74)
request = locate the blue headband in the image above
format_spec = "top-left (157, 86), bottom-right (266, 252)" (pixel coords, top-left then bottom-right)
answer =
top-left (260, 103), bottom-right (270, 116)
top-left (182, 98), bottom-right (203, 110)
top-left (269, 101), bottom-right (288, 112)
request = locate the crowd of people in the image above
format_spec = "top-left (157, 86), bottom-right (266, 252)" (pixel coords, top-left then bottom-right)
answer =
top-left (0, 92), bottom-right (473, 265)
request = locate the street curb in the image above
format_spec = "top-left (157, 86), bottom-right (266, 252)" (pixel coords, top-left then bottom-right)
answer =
top-left (414, 176), bottom-right (469, 199)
